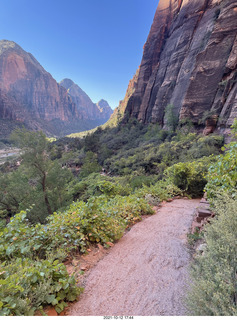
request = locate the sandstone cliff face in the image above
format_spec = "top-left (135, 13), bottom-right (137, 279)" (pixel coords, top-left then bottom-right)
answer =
top-left (104, 69), bottom-right (139, 128)
top-left (96, 99), bottom-right (113, 120)
top-left (59, 79), bottom-right (112, 121)
top-left (125, 0), bottom-right (237, 132)
top-left (0, 40), bottom-right (77, 123)
top-left (0, 40), bottom-right (113, 137)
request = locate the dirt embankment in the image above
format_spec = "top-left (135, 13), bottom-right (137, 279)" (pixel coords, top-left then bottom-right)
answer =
top-left (68, 199), bottom-right (200, 316)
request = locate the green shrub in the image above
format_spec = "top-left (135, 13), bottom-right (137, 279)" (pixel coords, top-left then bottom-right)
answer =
top-left (187, 193), bottom-right (237, 315)
top-left (0, 258), bottom-right (82, 316)
top-left (137, 179), bottom-right (182, 202)
top-left (71, 173), bottom-right (131, 201)
top-left (102, 194), bottom-right (154, 225)
top-left (205, 142), bottom-right (237, 199)
top-left (46, 197), bottom-right (126, 252)
top-left (0, 192), bottom-right (153, 261)
top-left (164, 157), bottom-right (214, 197)
top-left (79, 151), bottom-right (102, 178)
top-left (0, 211), bottom-right (45, 261)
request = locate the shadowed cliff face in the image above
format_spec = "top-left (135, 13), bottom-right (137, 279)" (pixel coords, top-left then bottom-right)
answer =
top-left (125, 0), bottom-right (237, 131)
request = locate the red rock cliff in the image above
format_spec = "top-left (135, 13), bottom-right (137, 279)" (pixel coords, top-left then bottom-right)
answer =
top-left (0, 40), bottom-right (77, 123)
top-left (125, 0), bottom-right (237, 131)
top-left (59, 79), bottom-right (112, 121)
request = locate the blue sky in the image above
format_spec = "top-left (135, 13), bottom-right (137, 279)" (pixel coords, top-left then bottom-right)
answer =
top-left (0, 0), bottom-right (159, 109)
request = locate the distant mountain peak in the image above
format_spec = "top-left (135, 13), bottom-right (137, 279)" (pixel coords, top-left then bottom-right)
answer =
top-left (0, 40), bottom-right (22, 54)
top-left (0, 41), bottom-right (113, 137)
top-left (60, 78), bottom-right (113, 121)
top-left (59, 78), bottom-right (75, 90)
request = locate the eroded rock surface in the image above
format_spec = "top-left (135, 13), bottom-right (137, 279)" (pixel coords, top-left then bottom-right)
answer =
top-left (125, 0), bottom-right (237, 132)
top-left (0, 40), bottom-right (77, 123)
top-left (0, 40), bottom-right (112, 136)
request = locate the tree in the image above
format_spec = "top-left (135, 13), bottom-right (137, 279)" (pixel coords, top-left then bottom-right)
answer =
top-left (164, 104), bottom-right (179, 132)
top-left (0, 168), bottom-right (31, 220)
top-left (10, 129), bottom-right (74, 223)
top-left (79, 151), bottom-right (102, 178)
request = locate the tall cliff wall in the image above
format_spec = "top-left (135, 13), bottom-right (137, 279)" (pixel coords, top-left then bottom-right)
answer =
top-left (125, 0), bottom-right (237, 132)
top-left (60, 79), bottom-right (113, 121)
top-left (0, 40), bottom-right (77, 123)
top-left (0, 40), bottom-right (113, 137)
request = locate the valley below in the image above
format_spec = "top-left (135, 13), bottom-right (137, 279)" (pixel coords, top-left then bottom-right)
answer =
top-left (0, 0), bottom-right (236, 316)
top-left (0, 147), bottom-right (20, 165)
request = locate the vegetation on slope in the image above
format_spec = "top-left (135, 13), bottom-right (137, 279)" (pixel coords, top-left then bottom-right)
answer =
top-left (187, 120), bottom-right (237, 316)
top-left (0, 115), bottom-right (236, 315)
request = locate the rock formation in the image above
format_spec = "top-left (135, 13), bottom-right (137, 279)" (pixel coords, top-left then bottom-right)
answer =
top-left (0, 40), bottom-right (77, 124)
top-left (0, 40), bottom-right (112, 137)
top-left (104, 69), bottom-right (139, 128)
top-left (125, 0), bottom-right (237, 133)
top-left (96, 99), bottom-right (113, 120)
top-left (59, 79), bottom-right (112, 121)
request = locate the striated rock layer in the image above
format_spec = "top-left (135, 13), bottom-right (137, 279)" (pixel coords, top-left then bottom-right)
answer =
top-left (60, 79), bottom-right (112, 121)
top-left (0, 40), bottom-right (77, 124)
top-left (104, 69), bottom-right (139, 128)
top-left (0, 40), bottom-right (112, 137)
top-left (125, 0), bottom-right (237, 132)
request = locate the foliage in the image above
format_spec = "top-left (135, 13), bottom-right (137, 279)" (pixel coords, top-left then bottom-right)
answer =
top-left (7, 129), bottom-right (74, 223)
top-left (0, 258), bottom-right (83, 316)
top-left (71, 173), bottom-right (131, 202)
top-left (205, 121), bottom-right (237, 200)
top-left (100, 194), bottom-right (154, 226)
top-left (0, 167), bottom-right (31, 219)
top-left (79, 151), bottom-right (102, 178)
top-left (137, 179), bottom-right (182, 202)
top-left (164, 104), bottom-right (179, 132)
top-left (0, 193), bottom-right (154, 261)
top-left (187, 193), bottom-right (237, 315)
top-left (46, 197), bottom-right (126, 253)
top-left (164, 157), bottom-right (215, 197)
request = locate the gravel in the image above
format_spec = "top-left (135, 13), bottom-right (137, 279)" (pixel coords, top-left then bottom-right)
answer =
top-left (69, 199), bottom-right (200, 316)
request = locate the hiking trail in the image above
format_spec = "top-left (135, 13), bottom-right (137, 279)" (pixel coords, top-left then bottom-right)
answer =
top-left (68, 199), bottom-right (199, 316)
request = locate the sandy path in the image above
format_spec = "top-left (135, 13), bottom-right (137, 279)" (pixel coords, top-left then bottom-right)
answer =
top-left (69, 199), bottom-right (199, 316)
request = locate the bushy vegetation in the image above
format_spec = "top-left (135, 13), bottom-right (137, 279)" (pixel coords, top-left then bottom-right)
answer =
top-left (0, 193), bottom-right (153, 315)
top-left (187, 120), bottom-right (237, 316)
top-left (0, 117), bottom-right (229, 315)
top-left (187, 194), bottom-right (237, 316)
top-left (0, 258), bottom-right (82, 316)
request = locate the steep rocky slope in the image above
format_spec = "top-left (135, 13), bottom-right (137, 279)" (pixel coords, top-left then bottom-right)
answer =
top-left (0, 40), bottom-right (112, 137)
top-left (60, 79), bottom-right (112, 121)
top-left (125, 0), bottom-right (237, 133)
top-left (0, 40), bottom-right (77, 123)
top-left (103, 69), bottom-right (139, 128)
top-left (96, 99), bottom-right (113, 120)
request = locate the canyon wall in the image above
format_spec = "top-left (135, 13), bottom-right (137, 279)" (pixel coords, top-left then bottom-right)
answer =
top-left (125, 0), bottom-right (237, 132)
top-left (0, 40), bottom-right (112, 137)
top-left (60, 79), bottom-right (112, 121)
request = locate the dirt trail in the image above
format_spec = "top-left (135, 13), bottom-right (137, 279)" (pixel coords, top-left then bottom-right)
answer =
top-left (69, 199), bottom-right (200, 316)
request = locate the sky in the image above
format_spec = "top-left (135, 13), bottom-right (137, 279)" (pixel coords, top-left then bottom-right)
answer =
top-left (0, 0), bottom-right (159, 109)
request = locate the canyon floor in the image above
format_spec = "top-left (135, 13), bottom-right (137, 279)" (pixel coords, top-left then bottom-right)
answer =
top-left (68, 199), bottom-right (200, 316)
top-left (0, 148), bottom-right (21, 165)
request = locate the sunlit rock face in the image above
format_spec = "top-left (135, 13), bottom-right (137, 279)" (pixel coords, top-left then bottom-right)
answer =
top-left (59, 79), bottom-right (113, 121)
top-left (0, 40), bottom-right (77, 123)
top-left (0, 40), bottom-right (113, 136)
top-left (125, 0), bottom-right (237, 132)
